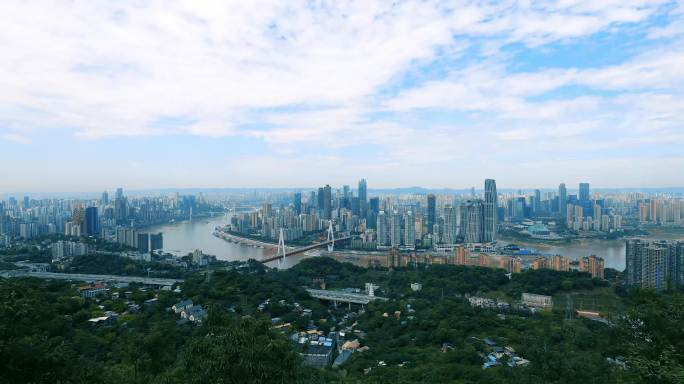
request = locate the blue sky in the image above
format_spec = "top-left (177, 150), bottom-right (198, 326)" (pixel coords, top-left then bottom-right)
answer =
top-left (1, 1), bottom-right (683, 193)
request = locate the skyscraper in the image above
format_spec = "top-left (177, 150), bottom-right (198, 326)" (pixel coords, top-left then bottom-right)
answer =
top-left (342, 185), bottom-right (350, 209)
top-left (101, 191), bottom-right (109, 206)
top-left (358, 178), bottom-right (368, 216)
top-left (84, 207), bottom-right (99, 237)
top-left (150, 233), bottom-right (164, 251)
top-left (443, 205), bottom-right (458, 245)
top-left (369, 197), bottom-right (380, 214)
top-left (317, 187), bottom-right (324, 215)
top-left (558, 183), bottom-right (567, 217)
top-left (376, 211), bottom-right (388, 246)
top-left (427, 194), bottom-right (436, 235)
top-left (323, 184), bottom-right (332, 219)
top-left (72, 206), bottom-right (85, 229)
top-left (579, 182), bottom-right (592, 216)
top-left (293, 192), bottom-right (302, 215)
top-left (579, 182), bottom-right (590, 202)
top-left (390, 210), bottom-right (402, 247)
top-left (404, 211), bottom-right (415, 247)
top-left (483, 179), bottom-right (497, 242)
top-left (460, 200), bottom-right (484, 243)
top-left (137, 233), bottom-right (150, 253)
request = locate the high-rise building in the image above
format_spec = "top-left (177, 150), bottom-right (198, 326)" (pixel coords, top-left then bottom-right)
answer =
top-left (626, 240), bottom-right (684, 290)
top-left (533, 189), bottom-right (541, 214)
top-left (579, 182), bottom-right (592, 216)
top-left (114, 195), bottom-right (128, 225)
top-left (316, 187), bottom-right (324, 215)
top-left (443, 205), bottom-right (458, 245)
top-left (262, 203), bottom-right (272, 218)
top-left (643, 244), bottom-right (668, 290)
top-left (460, 200), bottom-right (484, 243)
top-left (72, 206), bottom-right (85, 229)
top-left (358, 178), bottom-right (368, 216)
top-left (579, 183), bottom-right (590, 202)
top-left (369, 197), bottom-right (380, 214)
top-left (426, 194), bottom-right (436, 235)
top-left (293, 192), bottom-right (302, 215)
top-left (626, 239), bottom-right (646, 286)
top-left (558, 183), bottom-right (567, 217)
top-left (150, 233), bottom-right (164, 251)
top-left (532, 256), bottom-right (548, 270)
top-left (116, 227), bottom-right (137, 248)
top-left (323, 185), bottom-right (332, 219)
top-left (390, 210), bottom-right (402, 247)
top-left (593, 204), bottom-right (602, 227)
top-left (403, 211), bottom-right (415, 248)
top-left (550, 255), bottom-right (570, 271)
top-left (101, 191), bottom-right (109, 206)
top-left (484, 179), bottom-right (497, 242)
top-left (580, 255), bottom-right (604, 279)
top-left (639, 202), bottom-right (650, 223)
top-left (137, 233), bottom-right (150, 253)
top-left (454, 245), bottom-right (468, 265)
top-left (377, 211), bottom-right (389, 246)
top-left (504, 256), bottom-right (522, 273)
top-left (84, 207), bottom-right (98, 237)
top-left (342, 185), bottom-right (350, 202)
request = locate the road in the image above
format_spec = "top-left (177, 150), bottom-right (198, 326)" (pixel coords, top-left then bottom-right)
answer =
top-left (1, 270), bottom-right (183, 286)
top-left (306, 288), bottom-right (388, 305)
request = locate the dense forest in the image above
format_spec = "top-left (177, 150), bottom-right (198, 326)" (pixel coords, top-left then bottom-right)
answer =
top-left (0, 257), bottom-right (682, 383)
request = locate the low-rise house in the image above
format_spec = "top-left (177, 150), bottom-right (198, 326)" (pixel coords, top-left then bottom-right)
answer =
top-left (182, 305), bottom-right (207, 323)
top-left (88, 311), bottom-right (118, 326)
top-left (521, 293), bottom-right (553, 309)
top-left (341, 340), bottom-right (360, 350)
top-left (300, 338), bottom-right (335, 368)
top-left (79, 283), bottom-right (106, 298)
top-left (144, 298), bottom-right (158, 306)
top-left (172, 299), bottom-right (193, 313)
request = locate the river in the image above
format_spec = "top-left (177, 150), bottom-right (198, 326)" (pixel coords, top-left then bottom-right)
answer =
top-left (499, 227), bottom-right (684, 270)
top-left (144, 214), bottom-right (271, 262)
top-left (145, 215), bottom-right (684, 271)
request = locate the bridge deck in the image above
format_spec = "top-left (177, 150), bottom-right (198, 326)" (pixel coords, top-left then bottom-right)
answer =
top-left (306, 288), bottom-right (388, 304)
top-left (260, 236), bottom-right (351, 263)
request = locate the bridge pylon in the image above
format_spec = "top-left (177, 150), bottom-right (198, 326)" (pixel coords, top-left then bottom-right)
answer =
top-left (277, 228), bottom-right (286, 267)
top-left (327, 220), bottom-right (335, 252)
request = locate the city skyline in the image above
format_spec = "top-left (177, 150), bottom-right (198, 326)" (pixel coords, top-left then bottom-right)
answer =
top-left (4, 183), bottom-right (684, 198)
top-left (1, 2), bottom-right (684, 191)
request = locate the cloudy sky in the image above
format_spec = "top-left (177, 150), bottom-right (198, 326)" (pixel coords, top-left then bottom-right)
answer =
top-left (1, 1), bottom-right (683, 192)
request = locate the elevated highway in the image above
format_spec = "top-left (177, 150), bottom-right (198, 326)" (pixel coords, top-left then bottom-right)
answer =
top-left (2, 271), bottom-right (183, 286)
top-left (306, 288), bottom-right (388, 305)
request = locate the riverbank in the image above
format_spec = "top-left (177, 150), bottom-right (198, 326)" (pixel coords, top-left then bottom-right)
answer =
top-left (212, 229), bottom-right (286, 250)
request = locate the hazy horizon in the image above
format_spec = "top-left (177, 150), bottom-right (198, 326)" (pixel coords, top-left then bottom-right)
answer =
top-left (4, 184), bottom-right (684, 199)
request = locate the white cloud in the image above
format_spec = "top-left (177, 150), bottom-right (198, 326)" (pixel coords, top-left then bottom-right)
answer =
top-left (1, 0), bottom-right (682, 190)
top-left (0, 0), bottom-right (671, 140)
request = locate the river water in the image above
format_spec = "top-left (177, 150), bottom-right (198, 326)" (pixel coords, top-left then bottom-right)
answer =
top-left (146, 214), bottom-right (684, 270)
top-left (500, 227), bottom-right (684, 270)
top-left (144, 214), bottom-right (270, 262)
